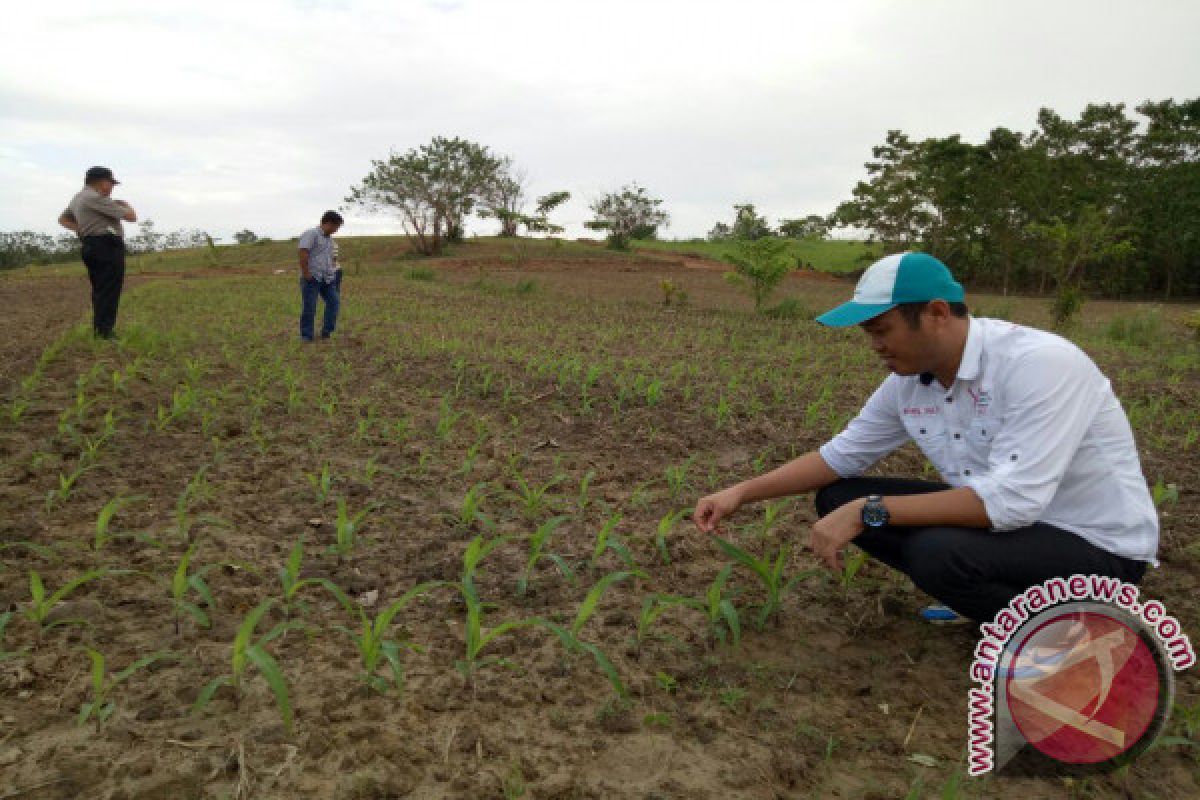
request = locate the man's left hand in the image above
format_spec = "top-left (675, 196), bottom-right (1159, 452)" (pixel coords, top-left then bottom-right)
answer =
top-left (810, 498), bottom-right (866, 572)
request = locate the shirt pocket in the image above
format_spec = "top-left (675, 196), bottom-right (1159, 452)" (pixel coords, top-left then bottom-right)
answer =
top-left (905, 415), bottom-right (947, 468)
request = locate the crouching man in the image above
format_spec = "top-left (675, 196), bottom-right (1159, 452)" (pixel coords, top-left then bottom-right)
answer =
top-left (693, 252), bottom-right (1157, 623)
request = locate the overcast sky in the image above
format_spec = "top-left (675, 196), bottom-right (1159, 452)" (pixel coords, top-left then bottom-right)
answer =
top-left (3, 0), bottom-right (1198, 242)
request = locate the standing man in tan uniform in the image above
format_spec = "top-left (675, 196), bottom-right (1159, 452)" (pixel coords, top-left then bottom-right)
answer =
top-left (57, 167), bottom-right (138, 339)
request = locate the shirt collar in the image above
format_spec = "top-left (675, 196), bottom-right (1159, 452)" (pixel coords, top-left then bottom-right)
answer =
top-left (956, 316), bottom-right (983, 382)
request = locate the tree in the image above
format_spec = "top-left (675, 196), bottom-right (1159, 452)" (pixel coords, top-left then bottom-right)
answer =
top-left (585, 184), bottom-right (669, 250)
top-left (526, 191), bottom-right (571, 235)
top-left (723, 237), bottom-right (794, 311)
top-left (777, 215), bottom-right (828, 240)
top-left (479, 161), bottom-right (571, 237)
top-left (128, 219), bottom-right (165, 254)
top-left (731, 204), bottom-right (772, 240)
top-left (479, 159), bottom-right (527, 237)
top-left (233, 229), bottom-right (259, 245)
top-left (345, 136), bottom-right (504, 256)
top-left (707, 222), bottom-right (732, 241)
top-left (1028, 205), bottom-right (1134, 327)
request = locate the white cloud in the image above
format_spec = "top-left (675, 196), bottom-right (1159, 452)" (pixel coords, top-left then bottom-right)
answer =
top-left (2, 0), bottom-right (1198, 241)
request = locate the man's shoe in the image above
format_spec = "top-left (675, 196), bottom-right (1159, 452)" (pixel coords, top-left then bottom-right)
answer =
top-left (920, 604), bottom-right (967, 625)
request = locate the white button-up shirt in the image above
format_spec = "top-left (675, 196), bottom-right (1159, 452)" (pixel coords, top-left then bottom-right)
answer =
top-left (819, 317), bottom-right (1159, 564)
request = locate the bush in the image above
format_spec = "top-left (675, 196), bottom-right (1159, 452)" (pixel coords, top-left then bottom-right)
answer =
top-left (1051, 285), bottom-right (1084, 329)
top-left (974, 302), bottom-right (1014, 321)
top-left (1106, 308), bottom-right (1164, 348)
top-left (1184, 311), bottom-right (1200, 340)
top-left (764, 298), bottom-right (815, 320)
top-left (404, 267), bottom-right (436, 281)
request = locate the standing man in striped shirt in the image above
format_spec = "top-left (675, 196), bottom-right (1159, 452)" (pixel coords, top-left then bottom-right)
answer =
top-left (297, 211), bottom-right (343, 342)
top-left (57, 167), bottom-right (138, 339)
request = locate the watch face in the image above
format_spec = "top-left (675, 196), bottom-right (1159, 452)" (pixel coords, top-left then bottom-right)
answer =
top-left (863, 500), bottom-right (889, 528)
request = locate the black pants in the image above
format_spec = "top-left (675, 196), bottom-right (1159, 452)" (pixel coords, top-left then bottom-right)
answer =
top-left (81, 235), bottom-right (126, 337)
top-left (814, 478), bottom-right (1148, 622)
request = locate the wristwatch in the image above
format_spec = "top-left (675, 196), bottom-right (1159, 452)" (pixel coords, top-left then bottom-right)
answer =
top-left (861, 495), bottom-right (890, 528)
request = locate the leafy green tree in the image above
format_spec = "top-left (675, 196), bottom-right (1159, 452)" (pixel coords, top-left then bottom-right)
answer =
top-left (233, 229), bottom-right (259, 245)
top-left (585, 184), bottom-right (669, 250)
top-left (777, 215), bottom-right (828, 240)
top-left (723, 237), bottom-right (794, 311)
top-left (346, 137), bottom-right (504, 256)
top-left (731, 204), bottom-right (772, 240)
top-left (1028, 205), bottom-right (1134, 327)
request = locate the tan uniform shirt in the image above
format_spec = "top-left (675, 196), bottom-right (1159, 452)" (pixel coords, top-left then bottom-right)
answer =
top-left (62, 187), bottom-right (128, 238)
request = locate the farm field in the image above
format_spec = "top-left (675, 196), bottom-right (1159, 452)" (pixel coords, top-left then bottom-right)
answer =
top-left (1, 237), bottom-right (1199, 799)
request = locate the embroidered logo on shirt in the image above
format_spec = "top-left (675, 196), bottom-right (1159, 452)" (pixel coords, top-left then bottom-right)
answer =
top-left (969, 388), bottom-right (993, 416)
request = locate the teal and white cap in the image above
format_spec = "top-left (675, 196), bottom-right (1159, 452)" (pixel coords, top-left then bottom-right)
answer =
top-left (816, 252), bottom-right (964, 327)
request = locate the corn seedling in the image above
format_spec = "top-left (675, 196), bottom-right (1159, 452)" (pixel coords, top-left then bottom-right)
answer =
top-left (45, 461), bottom-right (93, 510)
top-left (557, 570), bottom-right (639, 696)
top-left (330, 498), bottom-right (375, 561)
top-left (654, 509), bottom-right (688, 565)
top-left (25, 568), bottom-right (119, 634)
top-left (664, 457), bottom-right (695, 502)
top-left (435, 395), bottom-right (464, 441)
top-left (638, 564), bottom-right (741, 648)
top-left (839, 548), bottom-right (869, 593)
top-left (508, 471), bottom-right (566, 520)
top-left (174, 465), bottom-right (216, 540)
top-left (277, 535), bottom-right (355, 623)
top-left (589, 511), bottom-right (636, 570)
top-left (1152, 478), bottom-right (1180, 508)
top-left (79, 648), bottom-right (178, 730)
top-left (517, 515), bottom-right (575, 595)
top-left (306, 462), bottom-right (334, 504)
top-left (576, 469), bottom-right (596, 513)
top-left (335, 581), bottom-right (445, 695)
top-left (169, 543), bottom-right (219, 635)
top-left (714, 537), bottom-right (821, 630)
top-left (93, 494), bottom-right (152, 551)
top-left (447, 481), bottom-right (494, 531)
top-left (193, 598), bottom-right (298, 732)
top-left (155, 384), bottom-right (197, 430)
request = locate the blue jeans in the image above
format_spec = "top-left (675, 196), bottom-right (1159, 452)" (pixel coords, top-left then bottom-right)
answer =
top-left (300, 277), bottom-right (339, 340)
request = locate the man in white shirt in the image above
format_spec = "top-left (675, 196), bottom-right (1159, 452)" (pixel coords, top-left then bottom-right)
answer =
top-left (693, 252), bottom-right (1157, 623)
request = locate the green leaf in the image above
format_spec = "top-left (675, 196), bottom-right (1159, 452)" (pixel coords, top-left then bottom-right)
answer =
top-left (232, 599), bottom-right (275, 679)
top-left (176, 601), bottom-right (211, 628)
top-left (192, 675), bottom-right (232, 714)
top-left (245, 644), bottom-right (293, 732)
top-left (719, 599), bottom-right (741, 645)
top-left (113, 651), bottom-right (178, 684)
top-left (577, 640), bottom-right (626, 697)
top-left (572, 571), bottom-right (636, 636)
top-left (188, 574), bottom-right (216, 610)
top-left (86, 648), bottom-right (106, 697)
top-left (173, 544), bottom-right (197, 602)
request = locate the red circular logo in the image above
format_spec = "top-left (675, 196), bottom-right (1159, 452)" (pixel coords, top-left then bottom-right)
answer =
top-left (1005, 611), bottom-right (1161, 764)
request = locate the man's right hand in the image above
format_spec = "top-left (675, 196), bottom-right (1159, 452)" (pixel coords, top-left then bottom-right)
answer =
top-left (302, 269), bottom-right (312, 281)
top-left (693, 487), bottom-right (744, 535)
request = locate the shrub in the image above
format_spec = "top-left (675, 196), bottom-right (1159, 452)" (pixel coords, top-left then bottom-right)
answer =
top-left (404, 267), bottom-right (436, 281)
top-left (764, 297), bottom-right (814, 320)
top-left (1106, 308), bottom-right (1164, 348)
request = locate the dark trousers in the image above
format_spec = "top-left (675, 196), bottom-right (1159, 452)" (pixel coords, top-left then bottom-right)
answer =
top-left (814, 478), bottom-right (1148, 622)
top-left (80, 235), bottom-right (126, 337)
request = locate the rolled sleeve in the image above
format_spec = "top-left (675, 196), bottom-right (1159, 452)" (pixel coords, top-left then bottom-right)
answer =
top-left (818, 377), bottom-right (908, 478)
top-left (298, 230), bottom-right (317, 251)
top-left (965, 347), bottom-right (1104, 530)
top-left (81, 193), bottom-right (128, 221)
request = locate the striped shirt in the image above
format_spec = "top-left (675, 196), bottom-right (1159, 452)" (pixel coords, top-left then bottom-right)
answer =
top-left (298, 227), bottom-right (337, 282)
